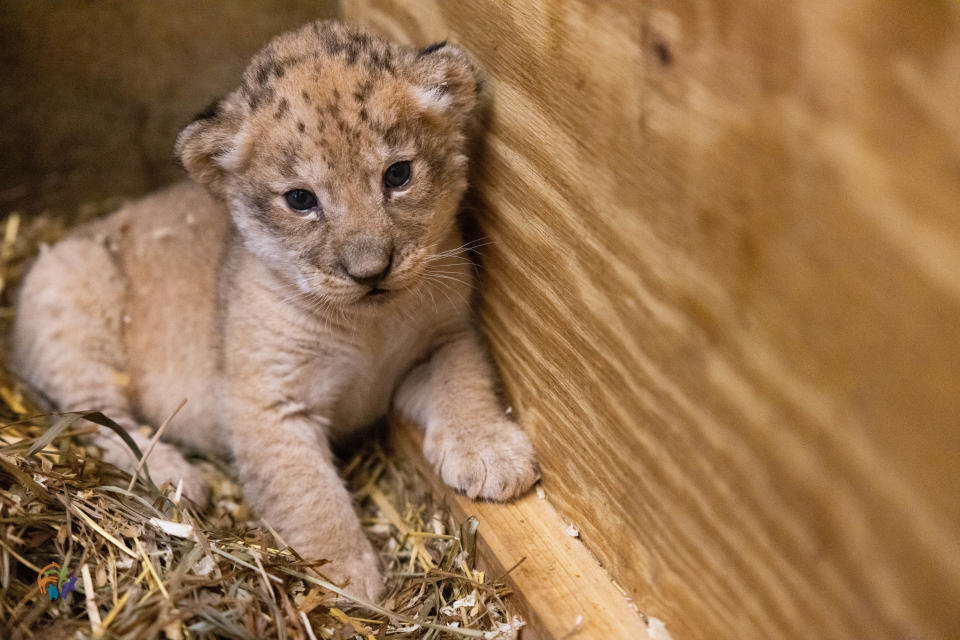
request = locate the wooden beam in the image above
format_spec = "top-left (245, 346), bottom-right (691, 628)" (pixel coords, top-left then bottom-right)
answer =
top-left (388, 418), bottom-right (652, 640)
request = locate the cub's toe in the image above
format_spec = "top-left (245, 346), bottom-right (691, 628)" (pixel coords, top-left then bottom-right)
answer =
top-left (146, 446), bottom-right (211, 510)
top-left (328, 548), bottom-right (384, 602)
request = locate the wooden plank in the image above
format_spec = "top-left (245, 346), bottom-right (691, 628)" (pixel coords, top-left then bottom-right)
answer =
top-left (388, 419), bottom-right (652, 640)
top-left (348, 2), bottom-right (960, 639)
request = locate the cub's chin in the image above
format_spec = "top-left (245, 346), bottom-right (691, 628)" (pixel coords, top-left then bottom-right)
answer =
top-left (326, 285), bottom-right (407, 313)
top-left (352, 287), bottom-right (397, 306)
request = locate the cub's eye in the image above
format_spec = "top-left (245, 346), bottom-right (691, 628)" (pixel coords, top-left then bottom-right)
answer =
top-left (383, 161), bottom-right (412, 189)
top-left (283, 189), bottom-right (318, 212)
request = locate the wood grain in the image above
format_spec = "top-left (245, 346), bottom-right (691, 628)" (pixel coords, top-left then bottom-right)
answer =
top-left (389, 419), bottom-right (652, 640)
top-left (347, 2), bottom-right (960, 639)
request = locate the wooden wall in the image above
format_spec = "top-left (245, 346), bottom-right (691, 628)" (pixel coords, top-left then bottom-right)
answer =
top-left (346, 2), bottom-right (960, 639)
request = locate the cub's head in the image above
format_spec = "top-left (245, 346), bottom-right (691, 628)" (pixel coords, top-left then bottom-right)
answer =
top-left (176, 20), bottom-right (479, 307)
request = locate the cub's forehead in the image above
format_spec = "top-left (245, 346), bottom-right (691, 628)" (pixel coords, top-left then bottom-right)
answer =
top-left (241, 21), bottom-right (416, 114)
top-left (237, 22), bottom-right (436, 164)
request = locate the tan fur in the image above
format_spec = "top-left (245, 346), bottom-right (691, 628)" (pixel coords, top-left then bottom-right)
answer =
top-left (10, 21), bottom-right (537, 600)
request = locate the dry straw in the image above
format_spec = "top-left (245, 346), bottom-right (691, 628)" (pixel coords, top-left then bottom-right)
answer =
top-left (0, 206), bottom-right (524, 638)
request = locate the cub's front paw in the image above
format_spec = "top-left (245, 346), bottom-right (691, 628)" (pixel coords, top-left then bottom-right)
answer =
top-left (325, 544), bottom-right (384, 603)
top-left (425, 420), bottom-right (538, 501)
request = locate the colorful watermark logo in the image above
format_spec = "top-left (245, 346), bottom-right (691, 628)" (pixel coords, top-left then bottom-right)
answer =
top-left (37, 562), bottom-right (77, 601)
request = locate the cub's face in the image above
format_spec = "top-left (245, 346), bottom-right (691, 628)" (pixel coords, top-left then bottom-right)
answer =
top-left (176, 21), bottom-right (479, 307)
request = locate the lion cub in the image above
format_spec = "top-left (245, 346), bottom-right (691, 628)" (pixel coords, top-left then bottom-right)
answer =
top-left (11, 20), bottom-right (537, 600)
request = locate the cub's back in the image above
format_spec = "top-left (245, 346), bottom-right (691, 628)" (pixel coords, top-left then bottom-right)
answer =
top-left (84, 181), bottom-right (231, 451)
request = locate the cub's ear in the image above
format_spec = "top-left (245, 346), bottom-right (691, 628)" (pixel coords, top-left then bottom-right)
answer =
top-left (175, 93), bottom-right (249, 195)
top-left (411, 41), bottom-right (480, 129)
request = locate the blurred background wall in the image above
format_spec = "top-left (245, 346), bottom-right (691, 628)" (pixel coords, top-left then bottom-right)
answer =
top-left (0, 1), bottom-right (337, 217)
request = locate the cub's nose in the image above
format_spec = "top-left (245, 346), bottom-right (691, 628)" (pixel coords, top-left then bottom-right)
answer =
top-left (341, 250), bottom-right (392, 287)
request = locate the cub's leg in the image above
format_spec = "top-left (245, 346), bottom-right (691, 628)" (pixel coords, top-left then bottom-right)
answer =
top-left (394, 330), bottom-right (538, 500)
top-left (224, 390), bottom-right (382, 601)
top-left (11, 238), bottom-right (209, 505)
